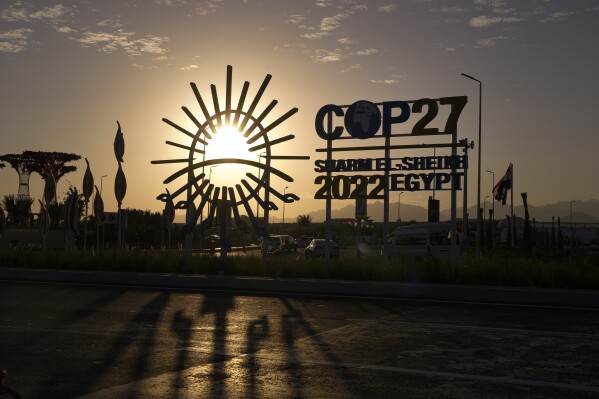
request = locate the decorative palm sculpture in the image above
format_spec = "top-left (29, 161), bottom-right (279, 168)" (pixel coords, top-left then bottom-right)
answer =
top-left (114, 121), bottom-right (127, 249)
top-left (82, 158), bottom-right (94, 250)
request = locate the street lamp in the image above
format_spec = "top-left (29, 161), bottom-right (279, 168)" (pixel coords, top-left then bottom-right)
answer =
top-left (397, 191), bottom-right (405, 222)
top-left (282, 186), bottom-right (289, 227)
top-left (256, 152), bottom-right (266, 218)
top-left (100, 174), bottom-right (108, 196)
top-left (462, 72), bottom-right (482, 259)
top-left (208, 165), bottom-right (218, 181)
top-left (486, 169), bottom-right (495, 247)
top-left (570, 200), bottom-right (576, 246)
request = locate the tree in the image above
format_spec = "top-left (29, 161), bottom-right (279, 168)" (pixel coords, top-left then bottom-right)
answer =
top-left (22, 150), bottom-right (81, 183)
top-left (297, 214), bottom-right (312, 236)
top-left (0, 151), bottom-right (81, 199)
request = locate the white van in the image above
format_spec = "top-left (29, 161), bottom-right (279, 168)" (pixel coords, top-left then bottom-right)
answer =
top-left (386, 222), bottom-right (461, 263)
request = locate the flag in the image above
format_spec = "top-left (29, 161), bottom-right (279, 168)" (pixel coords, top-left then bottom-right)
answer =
top-left (493, 163), bottom-right (512, 205)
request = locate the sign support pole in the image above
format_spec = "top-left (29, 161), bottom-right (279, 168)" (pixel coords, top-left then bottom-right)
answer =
top-left (382, 129), bottom-right (390, 263)
top-left (451, 131), bottom-right (458, 262)
top-left (325, 111), bottom-right (333, 262)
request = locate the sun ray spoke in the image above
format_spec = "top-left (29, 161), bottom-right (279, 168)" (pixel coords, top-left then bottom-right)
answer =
top-left (248, 134), bottom-right (294, 152)
top-left (226, 65), bottom-right (232, 126)
top-left (246, 108), bottom-right (298, 144)
top-left (242, 100), bottom-right (278, 138)
top-left (190, 82), bottom-right (218, 134)
top-left (162, 118), bottom-right (197, 141)
top-left (182, 106), bottom-right (213, 140)
top-left (233, 82), bottom-right (250, 128)
top-left (238, 74), bottom-right (271, 132)
top-left (165, 140), bottom-right (205, 153)
top-left (210, 84), bottom-right (223, 130)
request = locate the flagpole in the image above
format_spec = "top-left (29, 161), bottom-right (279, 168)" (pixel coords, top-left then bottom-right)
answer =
top-left (510, 163), bottom-right (514, 248)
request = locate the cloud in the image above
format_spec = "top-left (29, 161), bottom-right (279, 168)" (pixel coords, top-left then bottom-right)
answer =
top-left (30, 5), bottom-right (68, 21)
top-left (342, 63), bottom-right (361, 73)
top-left (287, 14), bottom-right (305, 25)
top-left (378, 4), bottom-right (396, 13)
top-left (320, 13), bottom-right (348, 31)
top-left (1, 4), bottom-right (70, 23)
top-left (440, 7), bottom-right (469, 14)
top-left (469, 15), bottom-right (523, 27)
top-left (0, 28), bottom-right (33, 53)
top-left (75, 30), bottom-right (168, 57)
top-left (355, 48), bottom-right (378, 56)
top-left (475, 35), bottom-right (507, 48)
top-left (337, 37), bottom-right (356, 45)
top-left (1, 5), bottom-right (30, 22)
top-left (180, 64), bottom-right (199, 71)
top-left (370, 79), bottom-right (400, 85)
top-left (540, 11), bottom-right (575, 23)
top-left (56, 26), bottom-right (75, 33)
top-left (310, 49), bottom-right (344, 63)
top-left (302, 31), bottom-right (330, 39)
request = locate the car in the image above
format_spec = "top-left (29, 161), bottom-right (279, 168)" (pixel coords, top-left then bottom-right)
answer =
top-left (279, 235), bottom-right (297, 251)
top-left (305, 239), bottom-right (340, 259)
top-left (295, 236), bottom-right (312, 248)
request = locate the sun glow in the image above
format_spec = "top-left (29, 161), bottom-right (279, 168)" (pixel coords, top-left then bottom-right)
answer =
top-left (205, 125), bottom-right (252, 161)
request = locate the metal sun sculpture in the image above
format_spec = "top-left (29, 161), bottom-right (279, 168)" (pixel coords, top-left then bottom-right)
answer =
top-left (152, 65), bottom-right (309, 253)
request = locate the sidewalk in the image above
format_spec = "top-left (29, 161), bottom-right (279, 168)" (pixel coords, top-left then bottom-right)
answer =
top-left (1, 266), bottom-right (598, 307)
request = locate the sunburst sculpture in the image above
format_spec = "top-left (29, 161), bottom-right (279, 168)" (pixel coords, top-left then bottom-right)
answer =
top-left (152, 65), bottom-right (309, 250)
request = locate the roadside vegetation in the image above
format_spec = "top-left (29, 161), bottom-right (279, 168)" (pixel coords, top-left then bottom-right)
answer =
top-left (1, 246), bottom-right (598, 290)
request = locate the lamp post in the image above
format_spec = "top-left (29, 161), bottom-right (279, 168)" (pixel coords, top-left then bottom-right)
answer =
top-left (396, 191), bottom-right (404, 222)
top-left (282, 186), bottom-right (288, 228)
top-left (484, 196), bottom-right (489, 217)
top-left (100, 174), bottom-right (108, 196)
top-left (256, 152), bottom-right (266, 218)
top-left (208, 165), bottom-right (218, 215)
top-left (486, 169), bottom-right (494, 247)
top-left (570, 200), bottom-right (576, 246)
top-left (462, 72), bottom-right (482, 259)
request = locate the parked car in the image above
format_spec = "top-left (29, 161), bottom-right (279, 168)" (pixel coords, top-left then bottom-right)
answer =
top-left (305, 239), bottom-right (340, 259)
top-left (279, 235), bottom-right (297, 251)
top-left (295, 236), bottom-right (312, 248)
top-left (267, 235), bottom-right (284, 254)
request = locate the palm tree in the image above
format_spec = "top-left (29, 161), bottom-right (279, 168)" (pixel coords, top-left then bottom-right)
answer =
top-left (297, 214), bottom-right (312, 236)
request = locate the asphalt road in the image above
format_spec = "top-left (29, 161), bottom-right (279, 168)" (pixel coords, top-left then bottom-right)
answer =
top-left (1, 281), bottom-right (598, 399)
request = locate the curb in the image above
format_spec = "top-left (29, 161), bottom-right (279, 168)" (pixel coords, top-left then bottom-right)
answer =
top-left (1, 267), bottom-right (598, 308)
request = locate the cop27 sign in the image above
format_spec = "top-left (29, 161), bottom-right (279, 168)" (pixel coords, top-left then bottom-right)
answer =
top-left (314, 96), bottom-right (468, 200)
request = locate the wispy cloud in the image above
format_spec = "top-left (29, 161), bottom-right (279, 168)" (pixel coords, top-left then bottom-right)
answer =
top-left (355, 48), bottom-right (378, 56)
top-left (378, 4), bottom-right (396, 13)
top-left (370, 79), bottom-right (399, 85)
top-left (55, 26), bottom-right (75, 33)
top-left (180, 64), bottom-right (199, 71)
top-left (302, 31), bottom-right (330, 39)
top-left (469, 15), bottom-right (523, 27)
top-left (342, 63), bottom-right (361, 73)
top-left (310, 48), bottom-right (344, 63)
top-left (540, 11), bottom-right (575, 23)
top-left (0, 28), bottom-right (33, 53)
top-left (75, 30), bottom-right (168, 56)
top-left (1, 4), bottom-right (71, 23)
top-left (475, 35), bottom-right (507, 48)
top-left (337, 37), bottom-right (356, 45)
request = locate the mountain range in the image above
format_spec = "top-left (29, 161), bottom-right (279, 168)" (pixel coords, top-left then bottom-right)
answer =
top-left (303, 199), bottom-right (599, 224)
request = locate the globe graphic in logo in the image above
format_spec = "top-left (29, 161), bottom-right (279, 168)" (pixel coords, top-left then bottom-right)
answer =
top-left (344, 100), bottom-right (381, 139)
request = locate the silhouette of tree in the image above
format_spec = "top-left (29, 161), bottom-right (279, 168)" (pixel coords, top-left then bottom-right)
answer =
top-left (22, 150), bottom-right (81, 183)
top-left (297, 214), bottom-right (312, 235)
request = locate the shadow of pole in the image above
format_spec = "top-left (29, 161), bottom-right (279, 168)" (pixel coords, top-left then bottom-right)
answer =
top-left (63, 292), bottom-right (171, 398)
top-left (244, 315), bottom-right (269, 398)
top-left (170, 310), bottom-right (193, 399)
top-left (280, 297), bottom-right (372, 398)
top-left (199, 293), bottom-right (236, 399)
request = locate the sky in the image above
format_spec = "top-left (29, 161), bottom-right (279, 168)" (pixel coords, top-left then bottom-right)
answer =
top-left (1, 0), bottom-right (598, 222)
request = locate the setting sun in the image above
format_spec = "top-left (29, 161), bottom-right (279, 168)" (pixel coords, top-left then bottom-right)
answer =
top-left (205, 125), bottom-right (252, 162)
